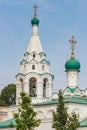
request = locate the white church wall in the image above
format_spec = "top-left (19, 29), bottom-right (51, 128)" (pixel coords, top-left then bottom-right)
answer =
top-left (77, 127), bottom-right (87, 130)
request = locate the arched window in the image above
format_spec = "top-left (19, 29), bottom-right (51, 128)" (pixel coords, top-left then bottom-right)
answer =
top-left (43, 78), bottom-right (48, 97)
top-left (33, 53), bottom-right (35, 58)
top-left (32, 65), bottom-right (35, 70)
top-left (29, 77), bottom-right (37, 97)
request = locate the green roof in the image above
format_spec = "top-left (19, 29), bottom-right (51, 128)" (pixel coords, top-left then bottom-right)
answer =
top-left (80, 118), bottom-right (87, 127)
top-left (31, 17), bottom-right (39, 26)
top-left (20, 59), bottom-right (28, 65)
top-left (39, 59), bottom-right (50, 65)
top-left (24, 52), bottom-right (30, 57)
top-left (0, 116), bottom-right (87, 128)
top-left (39, 52), bottom-right (46, 57)
top-left (65, 87), bottom-right (81, 94)
top-left (0, 118), bottom-right (16, 128)
top-left (65, 57), bottom-right (80, 71)
top-left (33, 97), bottom-right (87, 106)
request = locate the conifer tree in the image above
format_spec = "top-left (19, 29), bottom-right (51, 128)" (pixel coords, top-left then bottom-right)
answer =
top-left (52, 89), bottom-right (79, 130)
top-left (14, 92), bottom-right (41, 130)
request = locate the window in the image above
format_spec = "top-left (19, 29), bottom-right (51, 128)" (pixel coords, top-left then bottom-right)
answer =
top-left (32, 65), bottom-right (35, 70)
top-left (33, 53), bottom-right (35, 58)
top-left (43, 78), bottom-right (48, 97)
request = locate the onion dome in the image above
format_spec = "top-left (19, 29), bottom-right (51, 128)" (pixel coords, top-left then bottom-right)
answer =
top-left (65, 57), bottom-right (80, 71)
top-left (31, 17), bottom-right (39, 26)
top-left (65, 36), bottom-right (81, 71)
top-left (31, 4), bottom-right (39, 26)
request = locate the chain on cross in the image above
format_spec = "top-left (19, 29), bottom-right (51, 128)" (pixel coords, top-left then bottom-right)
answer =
top-left (33, 4), bottom-right (38, 17)
top-left (69, 36), bottom-right (77, 58)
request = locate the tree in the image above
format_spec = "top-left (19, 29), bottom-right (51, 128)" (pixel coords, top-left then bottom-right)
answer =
top-left (1, 84), bottom-right (16, 105)
top-left (0, 99), bottom-right (7, 106)
top-left (52, 89), bottom-right (80, 130)
top-left (14, 92), bottom-right (41, 130)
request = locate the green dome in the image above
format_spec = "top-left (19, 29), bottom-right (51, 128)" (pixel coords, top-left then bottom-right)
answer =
top-left (31, 17), bottom-right (39, 26)
top-left (65, 57), bottom-right (80, 71)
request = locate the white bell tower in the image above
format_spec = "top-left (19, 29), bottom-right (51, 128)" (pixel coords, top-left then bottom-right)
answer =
top-left (16, 5), bottom-right (54, 104)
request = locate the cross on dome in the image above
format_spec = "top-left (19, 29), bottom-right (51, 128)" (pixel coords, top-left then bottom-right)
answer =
top-left (69, 36), bottom-right (77, 58)
top-left (33, 4), bottom-right (38, 17)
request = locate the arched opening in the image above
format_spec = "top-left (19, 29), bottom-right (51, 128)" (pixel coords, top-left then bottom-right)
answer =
top-left (32, 65), bottom-right (35, 70)
top-left (29, 77), bottom-right (37, 97)
top-left (33, 53), bottom-right (35, 58)
top-left (19, 78), bottom-right (23, 92)
top-left (43, 78), bottom-right (48, 97)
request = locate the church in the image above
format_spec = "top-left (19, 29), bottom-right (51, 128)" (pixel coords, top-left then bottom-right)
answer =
top-left (0, 5), bottom-right (87, 130)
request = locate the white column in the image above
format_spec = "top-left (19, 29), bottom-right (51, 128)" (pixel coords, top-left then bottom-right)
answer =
top-left (23, 81), bottom-right (29, 96)
top-left (46, 83), bottom-right (52, 98)
top-left (16, 83), bottom-right (22, 105)
top-left (37, 81), bottom-right (43, 98)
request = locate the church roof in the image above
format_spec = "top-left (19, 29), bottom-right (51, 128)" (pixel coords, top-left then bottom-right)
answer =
top-left (65, 57), bottom-right (80, 71)
top-left (0, 118), bottom-right (16, 128)
top-left (33, 97), bottom-right (87, 106)
top-left (27, 5), bottom-right (43, 54)
top-left (80, 118), bottom-right (87, 127)
top-left (31, 17), bottom-right (39, 26)
top-left (0, 115), bottom-right (87, 128)
top-left (27, 33), bottom-right (43, 53)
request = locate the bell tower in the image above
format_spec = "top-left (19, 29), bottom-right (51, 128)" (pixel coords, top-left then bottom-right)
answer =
top-left (16, 5), bottom-right (54, 104)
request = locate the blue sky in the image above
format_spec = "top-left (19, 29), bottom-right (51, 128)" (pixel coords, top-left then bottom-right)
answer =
top-left (0, 0), bottom-right (87, 92)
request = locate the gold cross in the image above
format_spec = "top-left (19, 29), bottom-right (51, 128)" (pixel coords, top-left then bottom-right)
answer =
top-left (33, 4), bottom-right (38, 17)
top-left (69, 36), bottom-right (77, 58)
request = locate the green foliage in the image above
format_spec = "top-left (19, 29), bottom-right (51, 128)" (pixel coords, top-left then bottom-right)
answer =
top-left (1, 84), bottom-right (16, 105)
top-left (9, 122), bottom-right (15, 128)
top-left (0, 99), bottom-right (7, 106)
top-left (14, 92), bottom-right (41, 130)
top-left (52, 89), bottom-right (80, 130)
top-left (67, 112), bottom-right (79, 130)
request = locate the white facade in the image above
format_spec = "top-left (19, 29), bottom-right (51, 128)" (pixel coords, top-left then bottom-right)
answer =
top-left (67, 71), bottom-right (79, 87)
top-left (0, 8), bottom-right (87, 130)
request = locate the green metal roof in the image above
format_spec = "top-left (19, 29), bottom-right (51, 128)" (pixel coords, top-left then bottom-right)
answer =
top-left (31, 17), bottom-right (39, 26)
top-left (80, 118), bottom-right (87, 127)
top-left (65, 57), bottom-right (80, 71)
top-left (0, 116), bottom-right (87, 128)
top-left (24, 52), bottom-right (30, 57)
top-left (0, 118), bottom-right (16, 128)
top-left (20, 59), bottom-right (28, 65)
top-left (39, 59), bottom-right (50, 65)
top-left (33, 97), bottom-right (87, 106)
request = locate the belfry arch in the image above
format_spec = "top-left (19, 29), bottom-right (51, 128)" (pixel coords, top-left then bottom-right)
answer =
top-left (43, 78), bottom-right (48, 97)
top-left (29, 77), bottom-right (37, 97)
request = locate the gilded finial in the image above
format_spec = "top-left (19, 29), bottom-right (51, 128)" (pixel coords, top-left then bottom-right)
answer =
top-left (33, 4), bottom-right (38, 17)
top-left (69, 36), bottom-right (77, 58)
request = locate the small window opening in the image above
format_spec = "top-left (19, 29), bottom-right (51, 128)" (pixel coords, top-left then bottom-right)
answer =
top-left (33, 53), bottom-right (35, 58)
top-left (32, 65), bottom-right (35, 70)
